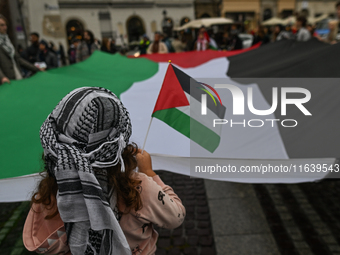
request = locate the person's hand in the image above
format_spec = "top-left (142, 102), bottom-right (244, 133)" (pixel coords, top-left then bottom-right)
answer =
top-left (1, 77), bottom-right (10, 84)
top-left (39, 68), bottom-right (46, 71)
top-left (136, 149), bottom-right (156, 177)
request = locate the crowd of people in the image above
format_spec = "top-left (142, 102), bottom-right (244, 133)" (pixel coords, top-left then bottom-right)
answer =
top-left (144, 14), bottom-right (339, 55)
top-left (142, 2), bottom-right (340, 53)
top-left (1, 1), bottom-right (340, 85)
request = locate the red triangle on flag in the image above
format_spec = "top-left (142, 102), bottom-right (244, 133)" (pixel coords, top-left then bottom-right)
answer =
top-left (152, 64), bottom-right (189, 114)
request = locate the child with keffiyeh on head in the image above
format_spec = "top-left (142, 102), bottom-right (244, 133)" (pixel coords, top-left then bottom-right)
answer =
top-left (24, 87), bottom-right (186, 255)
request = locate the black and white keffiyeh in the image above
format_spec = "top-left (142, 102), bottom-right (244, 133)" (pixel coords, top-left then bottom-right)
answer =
top-left (0, 33), bottom-right (15, 58)
top-left (40, 87), bottom-right (132, 255)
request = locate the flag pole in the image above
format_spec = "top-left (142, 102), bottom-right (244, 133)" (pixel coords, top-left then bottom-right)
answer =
top-left (142, 60), bottom-right (171, 154)
top-left (141, 117), bottom-right (153, 154)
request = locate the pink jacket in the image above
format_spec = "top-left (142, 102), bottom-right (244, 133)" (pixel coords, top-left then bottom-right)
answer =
top-left (118, 173), bottom-right (186, 255)
top-left (23, 173), bottom-right (184, 255)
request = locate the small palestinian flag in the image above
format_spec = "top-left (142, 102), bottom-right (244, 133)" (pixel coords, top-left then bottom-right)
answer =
top-left (152, 63), bottom-right (226, 153)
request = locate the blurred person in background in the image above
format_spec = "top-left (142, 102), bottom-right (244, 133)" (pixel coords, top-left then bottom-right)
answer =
top-left (68, 38), bottom-right (79, 64)
top-left (17, 44), bottom-right (24, 55)
top-left (36, 40), bottom-right (58, 70)
top-left (160, 32), bottom-right (173, 53)
top-left (206, 28), bottom-right (218, 49)
top-left (76, 29), bottom-right (98, 62)
top-left (58, 42), bottom-right (66, 66)
top-left (252, 26), bottom-right (270, 45)
top-left (101, 37), bottom-right (117, 54)
top-left (229, 25), bottom-right (243, 50)
top-left (0, 14), bottom-right (40, 84)
top-left (171, 33), bottom-right (186, 52)
top-left (49, 41), bottom-right (63, 67)
top-left (147, 32), bottom-right (168, 54)
top-left (272, 25), bottom-right (282, 41)
top-left (139, 34), bottom-right (150, 55)
top-left (306, 24), bottom-right (316, 37)
top-left (220, 31), bottom-right (231, 50)
top-left (219, 30), bottom-right (243, 51)
top-left (273, 25), bottom-right (292, 41)
top-left (49, 41), bottom-right (57, 55)
top-left (110, 39), bottom-right (117, 54)
top-left (195, 26), bottom-right (209, 51)
top-left (195, 26), bottom-right (219, 51)
top-left (336, 1), bottom-right (340, 31)
top-left (318, 20), bottom-right (338, 44)
top-left (296, 16), bottom-right (311, 42)
top-left (183, 30), bottom-right (195, 51)
top-left (22, 32), bottom-right (40, 64)
top-left (94, 38), bottom-right (101, 49)
top-left (330, 1), bottom-right (340, 43)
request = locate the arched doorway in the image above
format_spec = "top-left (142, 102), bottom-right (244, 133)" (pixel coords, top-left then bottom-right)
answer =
top-left (127, 16), bottom-right (145, 43)
top-left (66, 19), bottom-right (84, 45)
top-left (200, 13), bottom-right (211, 18)
top-left (263, 8), bottom-right (273, 21)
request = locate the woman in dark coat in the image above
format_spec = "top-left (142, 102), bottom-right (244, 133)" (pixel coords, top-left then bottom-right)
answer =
top-left (0, 15), bottom-right (39, 84)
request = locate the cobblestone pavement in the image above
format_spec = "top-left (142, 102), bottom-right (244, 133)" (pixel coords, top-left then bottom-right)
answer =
top-left (2, 173), bottom-right (340, 255)
top-left (253, 180), bottom-right (340, 255)
top-left (154, 171), bottom-right (216, 255)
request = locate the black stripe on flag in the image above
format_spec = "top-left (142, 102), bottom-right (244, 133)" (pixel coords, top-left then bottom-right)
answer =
top-left (172, 65), bottom-right (226, 119)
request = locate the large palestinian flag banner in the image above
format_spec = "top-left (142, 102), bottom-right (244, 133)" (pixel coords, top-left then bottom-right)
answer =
top-left (1, 39), bottom-right (340, 201)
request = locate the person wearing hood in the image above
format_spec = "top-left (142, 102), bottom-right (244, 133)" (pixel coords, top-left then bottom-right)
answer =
top-left (36, 40), bottom-right (58, 70)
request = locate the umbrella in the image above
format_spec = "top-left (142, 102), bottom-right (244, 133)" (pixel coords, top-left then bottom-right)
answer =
top-left (262, 17), bottom-right (285, 26)
top-left (283, 14), bottom-right (329, 26)
top-left (309, 14), bottom-right (329, 24)
top-left (173, 17), bottom-right (233, 31)
top-left (282, 16), bottom-right (296, 25)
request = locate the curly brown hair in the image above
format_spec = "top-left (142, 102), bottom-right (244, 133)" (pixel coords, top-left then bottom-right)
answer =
top-left (31, 143), bottom-right (142, 219)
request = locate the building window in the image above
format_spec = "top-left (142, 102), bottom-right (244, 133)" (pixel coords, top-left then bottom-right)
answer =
top-left (127, 16), bottom-right (145, 43)
top-left (99, 12), bottom-right (113, 39)
top-left (66, 19), bottom-right (84, 45)
top-left (151, 21), bottom-right (157, 33)
top-left (225, 12), bottom-right (254, 23)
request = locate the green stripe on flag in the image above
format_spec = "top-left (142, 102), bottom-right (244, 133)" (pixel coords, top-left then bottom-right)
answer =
top-left (0, 52), bottom-right (158, 179)
top-left (152, 108), bottom-right (221, 153)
